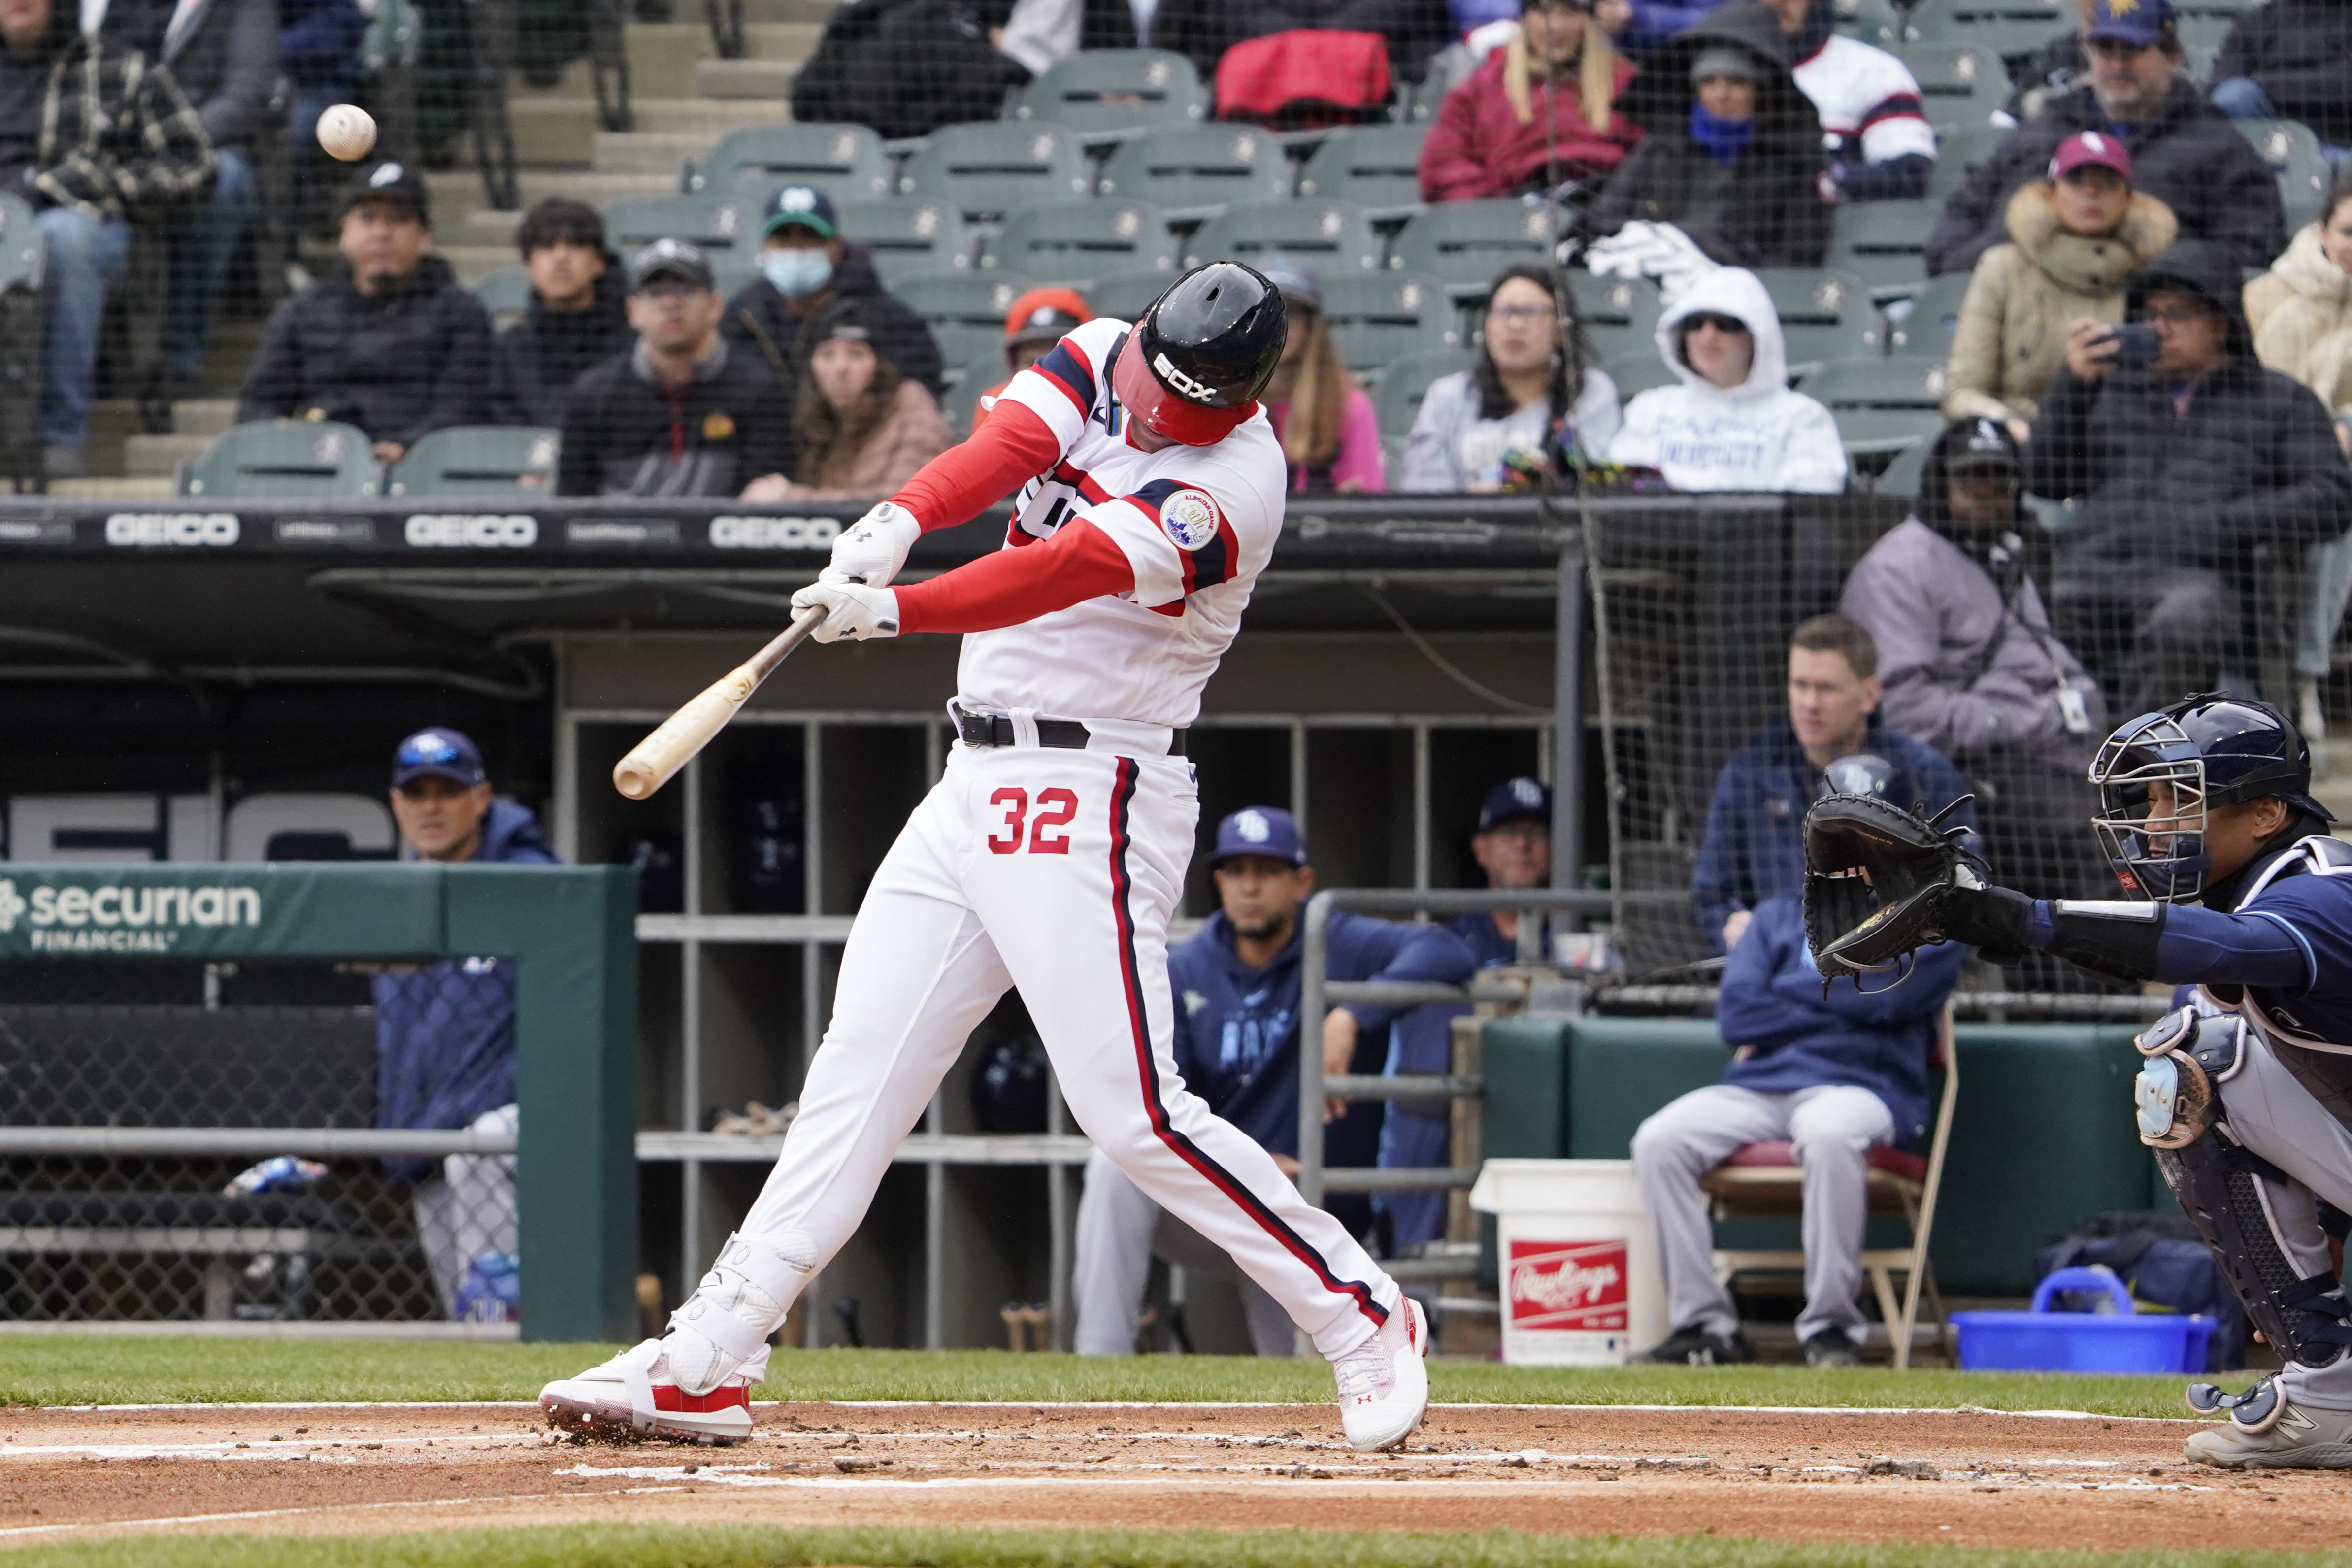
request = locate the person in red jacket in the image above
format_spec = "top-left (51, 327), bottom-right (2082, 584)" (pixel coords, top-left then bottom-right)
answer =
top-left (1418, 0), bottom-right (1643, 202)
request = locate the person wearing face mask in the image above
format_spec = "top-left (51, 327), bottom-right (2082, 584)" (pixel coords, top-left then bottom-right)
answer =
top-left (739, 300), bottom-right (953, 503)
top-left (1399, 265), bottom-right (1618, 492)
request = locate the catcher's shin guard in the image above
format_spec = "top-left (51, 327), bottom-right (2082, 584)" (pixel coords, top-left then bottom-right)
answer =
top-left (2155, 1134), bottom-right (2352, 1370)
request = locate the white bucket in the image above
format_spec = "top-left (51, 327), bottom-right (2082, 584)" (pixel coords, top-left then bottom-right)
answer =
top-left (1468, 1158), bottom-right (1668, 1365)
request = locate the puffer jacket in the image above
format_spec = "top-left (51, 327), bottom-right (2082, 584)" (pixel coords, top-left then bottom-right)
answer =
top-left (1416, 31), bottom-right (1642, 201)
top-left (1605, 264), bottom-right (1848, 493)
top-left (1943, 181), bottom-right (2178, 423)
top-left (2246, 222), bottom-right (2352, 422)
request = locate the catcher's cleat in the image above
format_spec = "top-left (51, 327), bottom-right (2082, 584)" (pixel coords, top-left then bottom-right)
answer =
top-left (538, 1335), bottom-right (762, 1445)
top-left (2185, 1382), bottom-right (2352, 1469)
top-left (1334, 1298), bottom-right (1429, 1453)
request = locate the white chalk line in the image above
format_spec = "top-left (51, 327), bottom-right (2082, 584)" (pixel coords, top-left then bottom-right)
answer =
top-left (46, 1399), bottom-right (2190, 1423)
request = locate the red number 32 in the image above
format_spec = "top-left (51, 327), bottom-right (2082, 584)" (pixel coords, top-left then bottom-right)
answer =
top-left (987, 787), bottom-right (1079, 855)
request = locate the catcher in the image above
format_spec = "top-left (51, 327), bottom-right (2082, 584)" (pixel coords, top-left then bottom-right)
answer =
top-left (1807, 695), bottom-right (2352, 1470)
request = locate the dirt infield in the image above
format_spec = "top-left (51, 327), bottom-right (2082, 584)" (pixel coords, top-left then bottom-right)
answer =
top-left (0, 1399), bottom-right (2338, 1553)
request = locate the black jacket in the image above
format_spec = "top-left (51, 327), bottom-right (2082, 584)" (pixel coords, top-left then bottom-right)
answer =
top-left (1998, 30), bottom-right (2086, 125)
top-left (102, 0), bottom-right (280, 156)
top-left (1582, 0), bottom-right (1831, 269)
top-left (1924, 76), bottom-right (2285, 276)
top-left (719, 245), bottom-right (944, 471)
top-left (488, 259), bottom-right (634, 428)
top-left (237, 256), bottom-right (493, 448)
top-left (557, 339), bottom-right (792, 497)
top-left (2022, 238), bottom-right (2352, 598)
top-left (2213, 0), bottom-right (2352, 148)
top-left (789, 0), bottom-right (1023, 139)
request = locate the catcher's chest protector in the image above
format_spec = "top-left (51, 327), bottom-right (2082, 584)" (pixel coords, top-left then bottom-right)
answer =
top-left (2208, 836), bottom-right (2352, 1135)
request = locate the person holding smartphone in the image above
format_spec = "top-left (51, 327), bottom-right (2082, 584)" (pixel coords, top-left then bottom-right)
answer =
top-left (2020, 240), bottom-right (2352, 718)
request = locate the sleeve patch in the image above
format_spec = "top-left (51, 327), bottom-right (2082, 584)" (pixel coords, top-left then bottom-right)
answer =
top-left (1159, 487), bottom-right (1222, 552)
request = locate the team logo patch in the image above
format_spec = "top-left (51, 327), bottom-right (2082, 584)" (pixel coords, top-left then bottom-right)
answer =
top-left (1160, 488), bottom-right (1220, 553)
top-left (702, 411), bottom-right (736, 441)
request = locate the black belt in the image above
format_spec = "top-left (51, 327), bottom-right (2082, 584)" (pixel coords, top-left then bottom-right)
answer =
top-left (953, 707), bottom-right (1186, 757)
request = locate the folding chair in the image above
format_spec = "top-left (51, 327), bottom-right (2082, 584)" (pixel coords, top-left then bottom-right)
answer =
top-left (1095, 125), bottom-right (1296, 217)
top-left (1829, 198), bottom-right (1941, 303)
top-left (1702, 1003), bottom-right (1960, 1368)
top-left (893, 270), bottom-right (1038, 373)
top-left (1296, 123), bottom-right (1432, 212)
top-left (601, 194), bottom-right (755, 268)
top-left (687, 123), bottom-right (894, 201)
top-left (387, 426), bottom-right (561, 497)
top-left (471, 266), bottom-right (533, 330)
top-left (1387, 200), bottom-right (1565, 298)
top-left (179, 422), bottom-right (382, 498)
top-left (1320, 272), bottom-right (1461, 377)
top-left (1009, 50), bottom-right (1209, 142)
top-left (1183, 200), bottom-right (1381, 272)
top-left (1752, 267), bottom-right (1882, 374)
top-left (833, 197), bottom-right (973, 286)
top-left (897, 122), bottom-right (1094, 223)
top-left (2235, 120), bottom-right (2333, 235)
top-left (981, 200), bottom-right (1179, 283)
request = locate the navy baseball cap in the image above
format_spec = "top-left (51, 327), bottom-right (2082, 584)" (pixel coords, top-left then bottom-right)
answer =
top-left (393, 727), bottom-right (487, 789)
top-left (1211, 806), bottom-right (1307, 867)
top-left (2087, 0), bottom-right (2174, 48)
top-left (762, 183), bottom-right (838, 240)
top-left (1477, 777), bottom-right (1552, 833)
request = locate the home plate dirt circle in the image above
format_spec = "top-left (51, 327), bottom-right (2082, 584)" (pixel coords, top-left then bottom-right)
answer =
top-left (1, 1401), bottom-right (2343, 1552)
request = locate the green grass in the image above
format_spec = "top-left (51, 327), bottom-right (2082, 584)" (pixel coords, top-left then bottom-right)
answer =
top-left (6, 1527), bottom-right (2351, 1568)
top-left (0, 1339), bottom-right (2208, 1416)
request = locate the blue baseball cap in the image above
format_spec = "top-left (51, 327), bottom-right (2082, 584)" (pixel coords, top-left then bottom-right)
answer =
top-left (2087, 0), bottom-right (2174, 49)
top-left (393, 727), bottom-right (487, 789)
top-left (1477, 777), bottom-right (1552, 833)
top-left (1212, 806), bottom-right (1307, 868)
top-left (762, 183), bottom-right (838, 239)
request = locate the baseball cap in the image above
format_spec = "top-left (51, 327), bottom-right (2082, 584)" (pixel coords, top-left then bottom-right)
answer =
top-left (630, 238), bottom-right (716, 293)
top-left (2087, 0), bottom-right (2173, 49)
top-left (1946, 416), bottom-right (2020, 477)
top-left (2048, 129), bottom-right (2133, 184)
top-left (340, 160), bottom-right (429, 226)
top-left (1477, 777), bottom-right (1552, 833)
top-left (393, 727), bottom-right (487, 789)
top-left (1003, 286), bottom-right (1093, 349)
top-left (762, 184), bottom-right (838, 240)
top-left (1256, 254), bottom-right (1325, 314)
top-left (1689, 45), bottom-right (1762, 84)
top-left (1211, 806), bottom-right (1308, 867)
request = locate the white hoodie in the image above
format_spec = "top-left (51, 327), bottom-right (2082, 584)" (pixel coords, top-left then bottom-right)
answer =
top-left (1605, 267), bottom-right (1848, 495)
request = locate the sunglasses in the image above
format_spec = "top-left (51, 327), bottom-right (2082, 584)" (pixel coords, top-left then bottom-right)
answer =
top-left (1682, 312), bottom-right (1751, 336)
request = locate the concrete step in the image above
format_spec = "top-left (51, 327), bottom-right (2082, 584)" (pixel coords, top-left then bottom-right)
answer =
top-left (696, 57), bottom-right (795, 99)
top-left (592, 131), bottom-right (708, 177)
top-left (440, 243), bottom-right (522, 284)
top-left (171, 400), bottom-right (240, 440)
top-left (633, 98), bottom-right (796, 137)
top-left (429, 169), bottom-right (680, 236)
top-left (51, 476), bottom-right (174, 499)
top-left (125, 432), bottom-right (212, 479)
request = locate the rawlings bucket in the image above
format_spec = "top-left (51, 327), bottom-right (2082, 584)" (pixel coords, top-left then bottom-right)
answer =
top-left (1469, 1159), bottom-right (1668, 1365)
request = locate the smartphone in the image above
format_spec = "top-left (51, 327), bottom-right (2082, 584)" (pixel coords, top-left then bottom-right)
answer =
top-left (2111, 322), bottom-right (2161, 371)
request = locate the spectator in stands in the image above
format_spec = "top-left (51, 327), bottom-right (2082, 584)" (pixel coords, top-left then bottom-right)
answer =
top-left (1580, 2), bottom-right (1832, 270)
top-left (2000, 0), bottom-right (2093, 128)
top-left (1223, 0), bottom-right (1456, 88)
top-left (277, 0), bottom-right (367, 233)
top-left (1416, 0), bottom-right (1641, 203)
top-left (1923, 0), bottom-right (2284, 278)
top-left (1766, 0), bottom-right (1935, 202)
top-left (980, 285), bottom-right (1091, 403)
top-left (1840, 419), bottom-right (2111, 900)
top-left (1449, 777), bottom-right (1554, 967)
top-left (1070, 807), bottom-right (1474, 1356)
top-left (738, 298), bottom-right (950, 503)
top-left (1606, 266), bottom-right (1848, 493)
top-left (2208, 0), bottom-right (2352, 158)
top-left (559, 239), bottom-right (791, 499)
top-left (237, 162), bottom-right (492, 466)
top-left (791, 0), bottom-right (1030, 141)
top-left (1400, 265), bottom-right (1619, 491)
top-left (488, 199), bottom-right (632, 428)
top-left (995, 0), bottom-right (1234, 83)
top-left (1254, 255), bottom-right (1384, 494)
top-left (376, 726), bottom-right (558, 1322)
top-left (1943, 131), bottom-right (2177, 436)
top-left (1632, 874), bottom-right (1965, 1367)
top-left (0, 0), bottom-right (212, 477)
top-left (2025, 240), bottom-right (2352, 716)
top-left (1691, 615), bottom-right (1975, 953)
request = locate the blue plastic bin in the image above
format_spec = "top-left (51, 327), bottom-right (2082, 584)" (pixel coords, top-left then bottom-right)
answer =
top-left (1953, 1266), bottom-right (2214, 1373)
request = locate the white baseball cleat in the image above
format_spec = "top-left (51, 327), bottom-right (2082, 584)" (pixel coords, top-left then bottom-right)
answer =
top-left (538, 1335), bottom-right (762, 1445)
top-left (1333, 1297), bottom-right (1429, 1453)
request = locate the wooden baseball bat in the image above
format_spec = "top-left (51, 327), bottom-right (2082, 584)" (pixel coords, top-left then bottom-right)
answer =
top-left (612, 606), bottom-right (827, 800)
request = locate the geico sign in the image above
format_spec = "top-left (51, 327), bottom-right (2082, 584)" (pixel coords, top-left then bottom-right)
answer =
top-left (105, 513), bottom-right (240, 547)
top-left (403, 514), bottom-right (540, 548)
top-left (709, 516), bottom-right (842, 549)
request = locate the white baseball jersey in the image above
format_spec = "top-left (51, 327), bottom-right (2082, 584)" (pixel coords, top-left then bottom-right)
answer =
top-left (958, 316), bottom-right (1289, 730)
top-left (1793, 35), bottom-right (1937, 169)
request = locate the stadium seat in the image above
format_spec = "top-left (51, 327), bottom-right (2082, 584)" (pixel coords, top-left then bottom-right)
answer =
top-left (601, 194), bottom-right (755, 267)
top-left (1183, 201), bottom-right (1381, 272)
top-left (1829, 198), bottom-right (1940, 302)
top-left (1372, 348), bottom-right (1471, 437)
top-left (1926, 120), bottom-right (2008, 198)
top-left (1320, 273), bottom-right (1462, 377)
top-left (940, 373), bottom-right (997, 438)
top-left (1872, 431), bottom-right (1933, 496)
top-left (179, 421), bottom-right (381, 498)
top-left (1296, 124), bottom-right (1431, 211)
top-left (1086, 268), bottom-right (1179, 321)
top-left (686, 123), bottom-right (894, 202)
top-left (387, 426), bottom-right (561, 497)
top-left (1895, 0), bottom-right (2067, 62)
top-left (980, 200), bottom-right (1180, 283)
top-left (1800, 356), bottom-right (1951, 470)
top-left (1386, 200), bottom-right (1563, 295)
top-left (2176, 13), bottom-right (2230, 81)
top-left (1008, 50), bottom-right (1209, 141)
top-left (833, 197), bottom-right (973, 285)
top-left (1568, 272), bottom-right (1666, 364)
top-left (1094, 126), bottom-right (1296, 216)
top-left (0, 192), bottom-right (34, 484)
top-left (471, 266), bottom-right (532, 329)
top-left (1834, 0), bottom-right (1903, 46)
top-left (893, 270), bottom-right (1038, 372)
top-left (2235, 119), bottom-right (2333, 235)
top-left (1896, 43), bottom-right (2011, 128)
top-left (1601, 345), bottom-right (1677, 401)
top-left (897, 122), bottom-right (1093, 223)
top-left (1885, 271), bottom-right (1972, 357)
top-left (1752, 267), bottom-right (1882, 373)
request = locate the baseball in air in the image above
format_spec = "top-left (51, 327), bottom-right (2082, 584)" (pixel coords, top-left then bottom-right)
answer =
top-left (317, 104), bottom-right (377, 162)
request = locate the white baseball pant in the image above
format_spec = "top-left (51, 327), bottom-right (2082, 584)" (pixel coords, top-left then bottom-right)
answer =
top-left (727, 736), bottom-right (1402, 1360)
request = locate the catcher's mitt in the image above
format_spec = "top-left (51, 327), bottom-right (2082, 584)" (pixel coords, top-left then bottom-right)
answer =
top-left (1801, 792), bottom-right (1980, 980)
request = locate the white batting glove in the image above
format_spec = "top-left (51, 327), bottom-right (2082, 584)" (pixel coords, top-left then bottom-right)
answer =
top-left (792, 580), bottom-right (901, 643)
top-left (821, 500), bottom-right (923, 587)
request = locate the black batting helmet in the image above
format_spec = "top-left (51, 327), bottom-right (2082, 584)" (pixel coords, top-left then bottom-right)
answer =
top-left (1113, 262), bottom-right (1286, 446)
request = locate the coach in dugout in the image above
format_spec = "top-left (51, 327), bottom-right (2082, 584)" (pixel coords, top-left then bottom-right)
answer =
top-left (375, 727), bottom-right (557, 1321)
top-left (1072, 807), bottom-right (1475, 1355)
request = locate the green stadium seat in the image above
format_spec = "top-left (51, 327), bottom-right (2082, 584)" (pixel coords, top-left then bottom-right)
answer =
top-left (1567, 272), bottom-right (1665, 364)
top-left (1752, 267), bottom-right (1882, 372)
top-left (1927, 120), bottom-right (2009, 197)
top-left (1295, 124), bottom-right (1431, 211)
top-left (387, 426), bottom-right (561, 498)
top-left (2176, 12), bottom-right (2230, 80)
top-left (1897, 43), bottom-right (2012, 128)
top-left (1897, 0), bottom-right (2070, 61)
top-left (1800, 355), bottom-right (1952, 472)
top-left (1008, 50), bottom-right (1209, 141)
top-left (0, 191), bottom-right (36, 290)
top-left (1386, 200), bottom-right (1563, 295)
top-left (1835, 0), bottom-right (1903, 46)
top-left (1319, 272), bottom-right (1462, 377)
top-left (940, 369), bottom-right (997, 438)
top-left (1085, 267), bottom-right (1180, 321)
top-left (980, 200), bottom-right (1179, 283)
top-left (471, 266), bottom-right (532, 329)
top-left (2235, 119), bottom-right (2333, 235)
top-left (1601, 345), bottom-right (1677, 401)
top-left (1372, 348), bottom-right (1470, 438)
top-left (1829, 198), bottom-right (1940, 302)
top-left (1183, 200), bottom-right (1381, 272)
top-left (1095, 126), bottom-right (1295, 216)
top-left (897, 122), bottom-right (1093, 223)
top-left (1886, 270), bottom-right (1972, 357)
top-left (179, 421), bottom-right (381, 498)
top-left (831, 197), bottom-right (972, 286)
top-left (1872, 431), bottom-right (1934, 496)
top-left (601, 194), bottom-right (755, 267)
top-left (687, 123), bottom-right (894, 202)
top-left (893, 270), bottom-right (1037, 372)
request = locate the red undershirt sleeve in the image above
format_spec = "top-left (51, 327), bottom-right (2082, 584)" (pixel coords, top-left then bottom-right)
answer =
top-left (894, 517), bottom-right (1137, 634)
top-left (887, 400), bottom-right (1064, 529)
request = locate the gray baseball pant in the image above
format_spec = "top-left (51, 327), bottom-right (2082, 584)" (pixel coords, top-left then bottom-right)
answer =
top-left (1072, 1146), bottom-right (1296, 1357)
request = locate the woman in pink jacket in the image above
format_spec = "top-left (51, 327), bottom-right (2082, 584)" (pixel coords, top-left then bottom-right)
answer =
top-left (1418, 0), bottom-right (1643, 202)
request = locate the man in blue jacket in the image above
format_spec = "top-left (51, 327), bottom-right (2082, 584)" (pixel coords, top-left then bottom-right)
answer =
top-left (1072, 807), bottom-right (1477, 1355)
top-left (374, 727), bottom-right (559, 1319)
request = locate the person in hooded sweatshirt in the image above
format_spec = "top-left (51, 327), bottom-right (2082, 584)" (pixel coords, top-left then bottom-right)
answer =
top-left (488, 199), bottom-right (633, 428)
top-left (373, 728), bottom-right (558, 1321)
top-left (1605, 264), bottom-right (1848, 493)
top-left (1580, 0), bottom-right (1832, 270)
top-left (2023, 239), bottom-right (2352, 719)
top-left (1070, 808), bottom-right (1475, 1356)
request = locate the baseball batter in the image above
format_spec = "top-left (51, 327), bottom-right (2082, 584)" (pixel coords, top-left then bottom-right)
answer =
top-left (540, 263), bottom-right (1429, 1452)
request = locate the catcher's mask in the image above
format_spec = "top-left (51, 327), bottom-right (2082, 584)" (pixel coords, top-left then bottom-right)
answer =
top-left (2089, 695), bottom-right (2329, 902)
